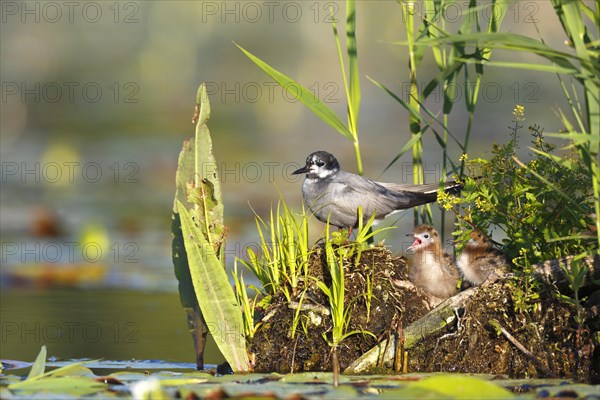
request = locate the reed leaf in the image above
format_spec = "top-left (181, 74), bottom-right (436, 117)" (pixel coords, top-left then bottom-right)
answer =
top-left (236, 44), bottom-right (353, 141)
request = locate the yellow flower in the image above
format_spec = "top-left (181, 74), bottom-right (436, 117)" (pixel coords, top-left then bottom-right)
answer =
top-left (436, 190), bottom-right (454, 210)
top-left (459, 153), bottom-right (468, 162)
top-left (513, 104), bottom-right (525, 121)
top-left (475, 196), bottom-right (493, 212)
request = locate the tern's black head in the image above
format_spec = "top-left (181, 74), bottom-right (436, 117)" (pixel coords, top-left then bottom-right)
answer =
top-left (292, 151), bottom-right (340, 179)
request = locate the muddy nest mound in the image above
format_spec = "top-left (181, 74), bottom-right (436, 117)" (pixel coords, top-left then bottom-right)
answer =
top-left (250, 243), bottom-right (430, 373)
top-left (409, 280), bottom-right (599, 382)
top-left (249, 245), bottom-right (599, 382)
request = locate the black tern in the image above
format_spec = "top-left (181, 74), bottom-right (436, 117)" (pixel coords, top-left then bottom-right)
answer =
top-left (292, 151), bottom-right (461, 228)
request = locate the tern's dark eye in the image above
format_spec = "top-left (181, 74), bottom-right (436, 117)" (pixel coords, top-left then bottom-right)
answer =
top-left (423, 234), bottom-right (430, 239)
top-left (316, 161), bottom-right (325, 167)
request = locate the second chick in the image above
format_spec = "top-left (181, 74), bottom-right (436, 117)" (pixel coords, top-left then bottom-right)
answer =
top-left (457, 230), bottom-right (510, 286)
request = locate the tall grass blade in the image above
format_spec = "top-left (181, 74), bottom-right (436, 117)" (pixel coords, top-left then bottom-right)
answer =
top-left (236, 44), bottom-right (353, 141)
top-left (417, 33), bottom-right (580, 71)
top-left (346, 0), bottom-right (360, 135)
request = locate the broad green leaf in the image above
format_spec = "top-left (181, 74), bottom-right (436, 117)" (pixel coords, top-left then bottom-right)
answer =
top-left (172, 140), bottom-right (200, 311)
top-left (26, 345), bottom-right (46, 380)
top-left (380, 386), bottom-right (454, 399)
top-left (236, 44), bottom-right (354, 141)
top-left (177, 200), bottom-right (249, 372)
top-left (172, 84), bottom-right (227, 370)
top-left (172, 85), bottom-right (211, 371)
top-left (153, 377), bottom-right (208, 386)
top-left (194, 84), bottom-right (224, 247)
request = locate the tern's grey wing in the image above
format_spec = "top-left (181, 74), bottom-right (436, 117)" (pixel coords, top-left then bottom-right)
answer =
top-left (327, 172), bottom-right (411, 220)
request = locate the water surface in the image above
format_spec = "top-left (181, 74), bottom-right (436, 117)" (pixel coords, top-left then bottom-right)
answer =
top-left (1, 289), bottom-right (221, 365)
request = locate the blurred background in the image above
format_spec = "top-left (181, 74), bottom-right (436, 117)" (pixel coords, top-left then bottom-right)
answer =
top-left (0, 1), bottom-right (584, 365)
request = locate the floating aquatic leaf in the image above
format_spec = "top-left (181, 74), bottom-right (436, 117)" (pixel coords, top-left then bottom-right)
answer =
top-left (410, 375), bottom-right (514, 399)
top-left (9, 377), bottom-right (106, 396)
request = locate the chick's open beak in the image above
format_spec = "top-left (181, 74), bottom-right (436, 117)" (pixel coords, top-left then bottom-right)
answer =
top-left (406, 236), bottom-right (421, 252)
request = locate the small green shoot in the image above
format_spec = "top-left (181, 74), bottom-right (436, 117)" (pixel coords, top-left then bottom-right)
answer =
top-left (239, 198), bottom-right (310, 301)
top-left (558, 256), bottom-right (589, 346)
top-left (364, 266), bottom-right (375, 323)
top-left (289, 289), bottom-right (308, 340)
top-left (233, 260), bottom-right (262, 341)
top-left (316, 217), bottom-right (376, 386)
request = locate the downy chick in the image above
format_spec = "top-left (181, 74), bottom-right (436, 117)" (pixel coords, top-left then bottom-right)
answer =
top-left (407, 225), bottom-right (459, 299)
top-left (457, 230), bottom-right (509, 286)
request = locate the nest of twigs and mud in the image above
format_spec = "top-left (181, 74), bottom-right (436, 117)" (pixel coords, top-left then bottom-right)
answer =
top-left (249, 244), bottom-right (600, 383)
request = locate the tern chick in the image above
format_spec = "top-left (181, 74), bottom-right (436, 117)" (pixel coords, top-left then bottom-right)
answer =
top-left (457, 230), bottom-right (509, 286)
top-left (406, 225), bottom-right (459, 300)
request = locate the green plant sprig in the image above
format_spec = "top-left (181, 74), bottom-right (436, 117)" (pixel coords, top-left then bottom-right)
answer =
top-left (239, 198), bottom-right (311, 302)
top-left (316, 217), bottom-right (376, 386)
top-left (232, 260), bottom-right (262, 341)
top-left (440, 106), bottom-right (595, 267)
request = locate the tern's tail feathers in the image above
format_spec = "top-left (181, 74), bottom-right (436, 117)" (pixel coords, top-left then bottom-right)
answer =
top-left (380, 180), bottom-right (462, 196)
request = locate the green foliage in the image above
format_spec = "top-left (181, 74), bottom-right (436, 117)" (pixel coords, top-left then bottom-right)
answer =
top-left (508, 254), bottom-right (541, 315)
top-left (239, 198), bottom-right (310, 301)
top-left (322, 216), bottom-right (381, 329)
top-left (172, 84), bottom-right (249, 372)
top-left (232, 260), bottom-right (262, 341)
top-left (558, 257), bottom-right (588, 326)
top-left (177, 201), bottom-right (249, 372)
top-left (370, 0), bottom-right (513, 227)
top-left (315, 219), bottom-right (376, 387)
top-left (419, 0), bottom-right (599, 247)
top-left (441, 107), bottom-right (596, 269)
top-left (238, 0), bottom-right (364, 174)
top-left (9, 347), bottom-right (105, 397)
top-left (317, 224), bottom-right (364, 349)
top-left (174, 1), bottom-right (599, 376)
